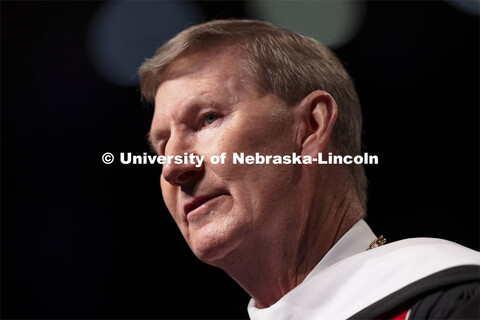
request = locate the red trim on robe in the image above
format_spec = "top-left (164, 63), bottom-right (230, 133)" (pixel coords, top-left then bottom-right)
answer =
top-left (390, 309), bottom-right (409, 320)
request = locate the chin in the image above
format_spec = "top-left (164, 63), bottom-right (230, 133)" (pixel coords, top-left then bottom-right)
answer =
top-left (189, 223), bottom-right (244, 266)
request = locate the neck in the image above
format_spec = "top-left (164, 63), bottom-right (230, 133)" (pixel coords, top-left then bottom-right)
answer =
top-left (215, 174), bottom-right (363, 308)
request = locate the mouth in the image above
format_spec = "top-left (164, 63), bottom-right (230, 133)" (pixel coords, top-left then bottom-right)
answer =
top-left (184, 194), bottom-right (227, 216)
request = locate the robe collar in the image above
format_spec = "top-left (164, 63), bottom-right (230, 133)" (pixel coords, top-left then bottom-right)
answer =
top-left (248, 220), bottom-right (480, 320)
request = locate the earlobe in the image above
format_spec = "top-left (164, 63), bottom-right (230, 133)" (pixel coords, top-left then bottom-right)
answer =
top-left (300, 90), bottom-right (338, 158)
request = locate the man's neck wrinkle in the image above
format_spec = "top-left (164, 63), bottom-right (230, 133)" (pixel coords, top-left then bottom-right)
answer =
top-left (292, 180), bottom-right (362, 290)
top-left (330, 187), bottom-right (360, 246)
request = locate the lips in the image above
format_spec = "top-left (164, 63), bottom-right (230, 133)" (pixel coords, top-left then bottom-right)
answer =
top-left (184, 194), bottom-right (226, 216)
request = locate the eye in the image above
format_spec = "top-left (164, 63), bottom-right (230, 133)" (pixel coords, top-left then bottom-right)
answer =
top-left (204, 113), bottom-right (220, 125)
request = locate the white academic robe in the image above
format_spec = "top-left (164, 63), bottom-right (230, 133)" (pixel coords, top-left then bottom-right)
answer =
top-left (247, 220), bottom-right (480, 320)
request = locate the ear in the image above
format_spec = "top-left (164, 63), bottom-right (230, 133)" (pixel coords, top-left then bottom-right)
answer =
top-left (299, 90), bottom-right (338, 158)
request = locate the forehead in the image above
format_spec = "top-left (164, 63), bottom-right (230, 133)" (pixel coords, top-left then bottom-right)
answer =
top-left (154, 45), bottom-right (257, 103)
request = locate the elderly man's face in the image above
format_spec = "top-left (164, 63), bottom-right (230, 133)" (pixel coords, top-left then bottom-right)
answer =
top-left (150, 46), bottom-right (304, 264)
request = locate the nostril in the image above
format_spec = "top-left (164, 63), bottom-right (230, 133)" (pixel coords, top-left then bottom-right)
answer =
top-left (162, 156), bottom-right (204, 186)
top-left (177, 170), bottom-right (196, 183)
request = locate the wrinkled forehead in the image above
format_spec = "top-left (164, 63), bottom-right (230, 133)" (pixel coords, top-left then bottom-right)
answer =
top-left (154, 44), bottom-right (258, 101)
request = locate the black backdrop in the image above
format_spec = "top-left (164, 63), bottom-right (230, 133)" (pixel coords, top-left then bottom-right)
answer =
top-left (2, 1), bottom-right (479, 319)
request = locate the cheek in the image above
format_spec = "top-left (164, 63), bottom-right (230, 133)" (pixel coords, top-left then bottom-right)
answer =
top-left (209, 124), bottom-right (298, 211)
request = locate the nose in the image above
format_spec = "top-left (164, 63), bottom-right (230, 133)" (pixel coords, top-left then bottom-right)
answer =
top-left (161, 133), bottom-right (204, 186)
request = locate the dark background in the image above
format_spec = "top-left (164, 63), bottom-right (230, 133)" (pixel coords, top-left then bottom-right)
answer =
top-left (2, 1), bottom-right (478, 319)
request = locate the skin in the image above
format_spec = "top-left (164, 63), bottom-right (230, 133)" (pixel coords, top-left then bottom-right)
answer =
top-left (149, 44), bottom-right (363, 308)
